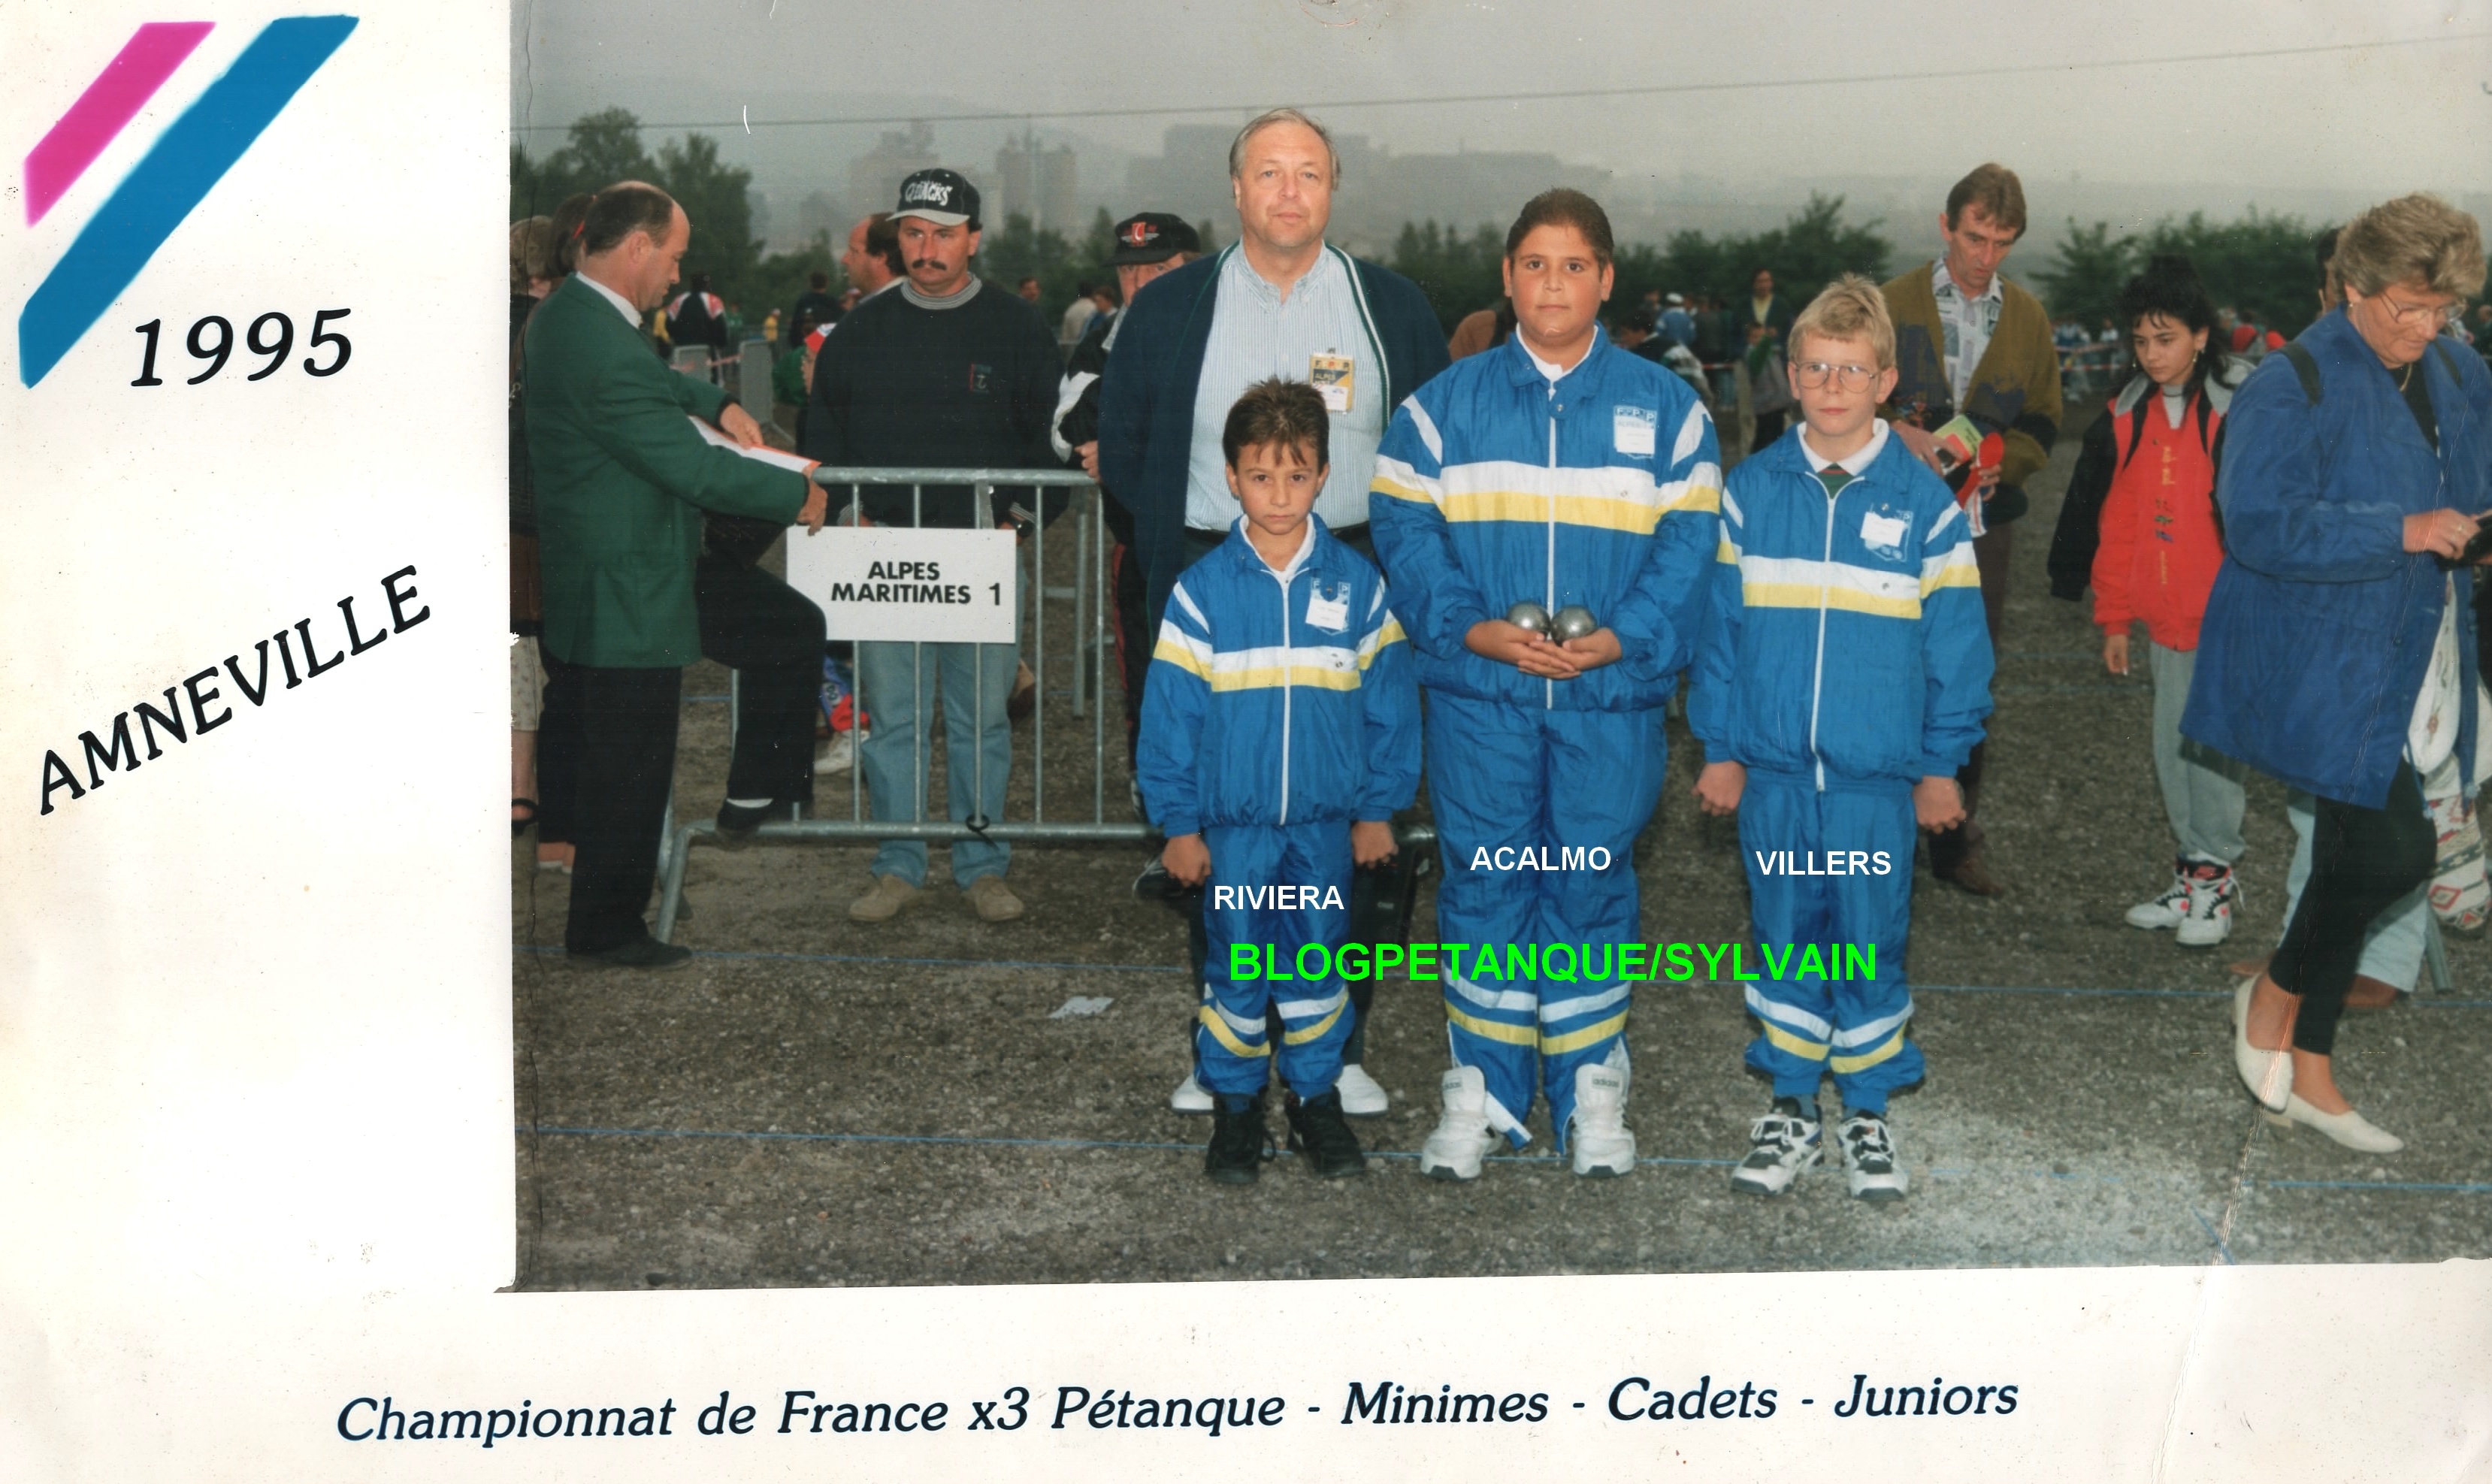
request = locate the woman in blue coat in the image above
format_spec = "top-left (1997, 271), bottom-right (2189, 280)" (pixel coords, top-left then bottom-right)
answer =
top-left (2185, 194), bottom-right (2489, 1152)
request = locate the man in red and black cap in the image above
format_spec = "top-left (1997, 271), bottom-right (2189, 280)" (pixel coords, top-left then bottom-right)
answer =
top-left (803, 167), bottom-right (1066, 924)
top-left (1050, 211), bottom-right (1203, 778)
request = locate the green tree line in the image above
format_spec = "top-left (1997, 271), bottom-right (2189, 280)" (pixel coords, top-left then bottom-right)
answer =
top-left (2028, 209), bottom-right (2329, 343)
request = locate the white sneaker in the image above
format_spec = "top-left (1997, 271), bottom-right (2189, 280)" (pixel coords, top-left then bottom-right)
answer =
top-left (1170, 1069), bottom-right (1212, 1114)
top-left (1567, 1063), bottom-right (1637, 1177)
top-left (1334, 1062), bottom-right (1388, 1116)
top-left (2175, 863), bottom-right (2240, 948)
top-left (1418, 1065), bottom-right (1499, 1181)
top-left (1729, 1102), bottom-right (1823, 1197)
top-left (2125, 860), bottom-right (2191, 929)
top-left (813, 732), bottom-right (857, 774)
top-left (1835, 1111), bottom-right (1909, 1202)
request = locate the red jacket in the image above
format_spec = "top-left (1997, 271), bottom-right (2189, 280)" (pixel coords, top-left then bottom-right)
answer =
top-left (2091, 376), bottom-right (2232, 650)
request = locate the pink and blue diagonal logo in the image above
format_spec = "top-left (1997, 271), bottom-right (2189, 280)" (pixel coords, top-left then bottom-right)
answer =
top-left (19, 15), bottom-right (357, 387)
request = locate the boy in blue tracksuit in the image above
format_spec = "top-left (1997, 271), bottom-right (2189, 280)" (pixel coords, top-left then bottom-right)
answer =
top-left (1372, 190), bottom-right (1721, 1179)
top-left (1138, 379), bottom-right (1420, 1185)
top-left (1690, 275), bottom-right (1995, 1202)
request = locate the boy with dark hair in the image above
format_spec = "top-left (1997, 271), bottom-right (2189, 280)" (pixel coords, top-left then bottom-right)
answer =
top-left (1692, 274), bottom-right (1994, 1201)
top-left (1139, 379), bottom-right (1420, 1185)
top-left (1373, 188), bottom-right (1720, 1180)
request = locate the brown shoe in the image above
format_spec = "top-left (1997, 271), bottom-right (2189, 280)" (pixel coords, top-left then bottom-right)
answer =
top-left (848, 874), bottom-right (919, 922)
top-left (966, 875), bottom-right (1026, 922)
top-left (1938, 854), bottom-right (2007, 897)
top-left (2342, 974), bottom-right (2401, 1011)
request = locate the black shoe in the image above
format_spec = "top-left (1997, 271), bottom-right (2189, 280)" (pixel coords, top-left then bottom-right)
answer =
top-left (714, 799), bottom-right (779, 848)
top-left (1205, 1093), bottom-right (1271, 1185)
top-left (1284, 1089), bottom-right (1367, 1179)
top-left (566, 937), bottom-right (694, 971)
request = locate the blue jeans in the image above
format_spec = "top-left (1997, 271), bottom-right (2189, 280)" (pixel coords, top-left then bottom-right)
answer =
top-left (856, 638), bottom-right (1017, 887)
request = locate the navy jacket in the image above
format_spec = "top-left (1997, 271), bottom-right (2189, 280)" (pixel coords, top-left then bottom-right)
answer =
top-left (2183, 311), bottom-right (2492, 807)
top-left (1096, 245), bottom-right (1451, 631)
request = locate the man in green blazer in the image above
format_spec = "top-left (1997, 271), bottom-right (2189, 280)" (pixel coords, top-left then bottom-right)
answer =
top-left (528, 182), bottom-right (826, 969)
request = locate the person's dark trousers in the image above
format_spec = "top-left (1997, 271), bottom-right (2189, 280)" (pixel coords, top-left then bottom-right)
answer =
top-left (1927, 519), bottom-right (2013, 878)
top-left (695, 553), bottom-right (828, 810)
top-left (1175, 522), bottom-right (1387, 1065)
top-left (2271, 763), bottom-right (2434, 1056)
top-left (1109, 542), bottom-right (1151, 770)
top-left (1748, 409), bottom-right (1786, 455)
top-left (559, 661), bottom-right (683, 954)
top-left (535, 642), bottom-right (581, 846)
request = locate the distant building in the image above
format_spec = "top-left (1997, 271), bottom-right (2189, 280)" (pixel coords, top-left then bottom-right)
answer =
top-left (1121, 124), bottom-right (1610, 257)
top-left (794, 190), bottom-right (843, 248)
top-left (850, 122), bottom-right (940, 222)
top-left (996, 128), bottom-right (1080, 234)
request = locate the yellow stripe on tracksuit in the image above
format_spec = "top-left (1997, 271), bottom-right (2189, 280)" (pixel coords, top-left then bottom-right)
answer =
top-left (1196, 1004), bottom-right (1270, 1059)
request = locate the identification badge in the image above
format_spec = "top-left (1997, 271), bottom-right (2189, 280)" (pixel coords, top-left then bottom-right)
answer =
top-left (1860, 509), bottom-right (1910, 558)
top-left (1305, 580), bottom-right (1350, 633)
top-left (1311, 352), bottom-right (1353, 413)
top-left (1613, 404), bottom-right (1657, 456)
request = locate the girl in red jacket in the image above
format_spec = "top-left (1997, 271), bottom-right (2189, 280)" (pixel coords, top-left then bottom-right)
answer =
top-left (2056, 255), bottom-right (2248, 945)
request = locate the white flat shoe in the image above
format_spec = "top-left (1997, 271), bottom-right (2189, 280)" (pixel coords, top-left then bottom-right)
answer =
top-left (2265, 1096), bottom-right (2403, 1153)
top-left (1333, 1062), bottom-right (1388, 1117)
top-left (2232, 975), bottom-right (2291, 1113)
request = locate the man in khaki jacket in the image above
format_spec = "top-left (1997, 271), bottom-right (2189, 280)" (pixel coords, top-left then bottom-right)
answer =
top-left (1880, 162), bottom-right (2060, 897)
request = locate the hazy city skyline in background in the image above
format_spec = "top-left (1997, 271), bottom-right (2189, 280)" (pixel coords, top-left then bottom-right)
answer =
top-left (512, 0), bottom-right (2492, 268)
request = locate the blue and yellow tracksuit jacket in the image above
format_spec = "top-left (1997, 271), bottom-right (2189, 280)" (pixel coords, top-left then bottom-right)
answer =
top-left (1136, 514), bottom-right (1420, 836)
top-left (1368, 331), bottom-right (1720, 1144)
top-left (1368, 331), bottom-right (1722, 706)
top-left (1136, 515), bottom-right (1421, 1099)
top-left (1689, 421), bottom-right (1995, 1109)
top-left (1688, 422), bottom-right (1993, 785)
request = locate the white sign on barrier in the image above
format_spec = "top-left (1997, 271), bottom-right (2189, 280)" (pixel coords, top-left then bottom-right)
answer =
top-left (785, 524), bottom-right (1018, 643)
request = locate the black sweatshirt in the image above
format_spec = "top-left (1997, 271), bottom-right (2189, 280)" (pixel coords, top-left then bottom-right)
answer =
top-left (800, 276), bottom-right (1066, 529)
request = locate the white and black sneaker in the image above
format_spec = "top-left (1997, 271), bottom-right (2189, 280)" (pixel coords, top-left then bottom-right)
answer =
top-left (2175, 862), bottom-right (2240, 948)
top-left (1730, 1096), bottom-right (1823, 1197)
top-left (2125, 858), bottom-right (2193, 929)
top-left (1836, 1111), bottom-right (1909, 1202)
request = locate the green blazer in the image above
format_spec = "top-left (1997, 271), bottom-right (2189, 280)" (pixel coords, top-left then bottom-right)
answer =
top-left (525, 275), bottom-right (809, 667)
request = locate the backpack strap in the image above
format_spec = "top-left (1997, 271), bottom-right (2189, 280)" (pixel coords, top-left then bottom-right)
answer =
top-left (2279, 342), bottom-right (2322, 405)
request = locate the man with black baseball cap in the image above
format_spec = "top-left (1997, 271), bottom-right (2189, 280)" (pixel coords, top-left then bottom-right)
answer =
top-left (802, 165), bottom-right (1066, 925)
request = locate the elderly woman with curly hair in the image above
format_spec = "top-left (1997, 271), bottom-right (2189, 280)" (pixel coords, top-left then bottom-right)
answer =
top-left (2184, 193), bottom-right (2490, 1153)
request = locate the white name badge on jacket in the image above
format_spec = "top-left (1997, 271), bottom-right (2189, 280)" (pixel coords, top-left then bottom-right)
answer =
top-left (1306, 581), bottom-right (1350, 632)
top-left (1613, 405), bottom-right (1657, 456)
top-left (1311, 352), bottom-right (1354, 413)
top-left (1861, 509), bottom-right (1910, 558)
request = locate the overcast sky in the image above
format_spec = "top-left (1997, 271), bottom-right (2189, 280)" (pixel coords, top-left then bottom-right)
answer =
top-left (513, 0), bottom-right (2492, 198)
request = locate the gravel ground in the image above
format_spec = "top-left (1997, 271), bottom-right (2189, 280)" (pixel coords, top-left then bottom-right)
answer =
top-left (512, 403), bottom-right (2492, 1289)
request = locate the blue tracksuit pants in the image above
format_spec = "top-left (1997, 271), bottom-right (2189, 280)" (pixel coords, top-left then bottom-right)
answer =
top-left (1425, 691), bottom-right (1669, 1148)
top-left (1196, 820), bottom-right (1353, 1100)
top-left (1735, 773), bottom-right (1925, 1114)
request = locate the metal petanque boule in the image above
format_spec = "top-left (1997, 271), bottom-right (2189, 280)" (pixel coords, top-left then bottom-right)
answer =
top-left (1552, 605), bottom-right (1598, 642)
top-left (1506, 602), bottom-right (1553, 636)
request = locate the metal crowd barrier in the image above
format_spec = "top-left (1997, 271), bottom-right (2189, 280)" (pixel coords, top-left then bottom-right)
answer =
top-left (653, 467), bottom-right (1134, 941)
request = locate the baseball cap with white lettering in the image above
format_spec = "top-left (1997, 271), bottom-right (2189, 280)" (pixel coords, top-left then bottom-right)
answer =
top-left (894, 168), bottom-right (980, 228)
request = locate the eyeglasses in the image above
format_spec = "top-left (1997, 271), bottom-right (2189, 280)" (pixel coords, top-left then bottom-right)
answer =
top-left (2376, 289), bottom-right (2465, 328)
top-left (1793, 361), bottom-right (1877, 391)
